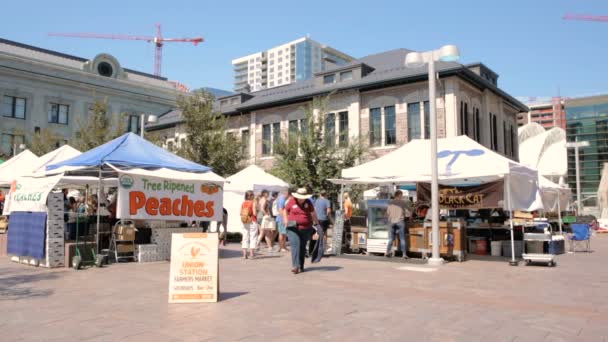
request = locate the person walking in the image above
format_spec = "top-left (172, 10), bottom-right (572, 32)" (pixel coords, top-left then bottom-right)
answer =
top-left (342, 192), bottom-right (354, 250)
top-left (256, 190), bottom-right (275, 252)
top-left (275, 189), bottom-right (290, 252)
top-left (310, 190), bottom-right (331, 260)
top-left (284, 188), bottom-right (320, 274)
top-left (240, 191), bottom-right (258, 259)
top-left (385, 190), bottom-right (412, 259)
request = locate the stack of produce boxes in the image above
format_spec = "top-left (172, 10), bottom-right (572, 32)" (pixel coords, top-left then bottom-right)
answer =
top-left (150, 227), bottom-right (195, 260)
top-left (41, 191), bottom-right (65, 268)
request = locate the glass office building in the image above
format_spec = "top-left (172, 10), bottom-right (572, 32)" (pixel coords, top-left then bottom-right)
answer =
top-left (565, 95), bottom-right (608, 206)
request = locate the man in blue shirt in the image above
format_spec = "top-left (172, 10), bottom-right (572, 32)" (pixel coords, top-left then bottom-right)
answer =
top-left (310, 190), bottom-right (331, 259)
top-left (275, 189), bottom-right (290, 252)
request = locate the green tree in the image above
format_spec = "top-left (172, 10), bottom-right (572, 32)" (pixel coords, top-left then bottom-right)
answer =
top-left (72, 98), bottom-right (126, 151)
top-left (178, 90), bottom-right (243, 177)
top-left (271, 95), bottom-right (368, 203)
top-left (30, 128), bottom-right (62, 156)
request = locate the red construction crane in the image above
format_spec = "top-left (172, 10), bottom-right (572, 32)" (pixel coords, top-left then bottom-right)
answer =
top-left (563, 13), bottom-right (608, 22)
top-left (49, 24), bottom-right (203, 76)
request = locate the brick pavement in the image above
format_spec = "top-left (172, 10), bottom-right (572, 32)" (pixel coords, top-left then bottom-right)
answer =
top-left (1, 236), bottom-right (608, 341)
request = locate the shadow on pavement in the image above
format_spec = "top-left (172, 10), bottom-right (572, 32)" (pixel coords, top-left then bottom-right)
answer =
top-left (219, 249), bottom-right (245, 259)
top-left (0, 268), bottom-right (59, 300)
top-left (305, 266), bottom-right (343, 272)
top-left (251, 255), bottom-right (282, 260)
top-left (219, 291), bottom-right (248, 302)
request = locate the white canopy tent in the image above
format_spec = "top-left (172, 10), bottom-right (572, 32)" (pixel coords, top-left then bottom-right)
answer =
top-left (0, 149), bottom-right (39, 186)
top-left (337, 136), bottom-right (543, 264)
top-left (31, 145), bottom-right (81, 175)
top-left (224, 165), bottom-right (289, 232)
top-left (341, 136), bottom-right (541, 211)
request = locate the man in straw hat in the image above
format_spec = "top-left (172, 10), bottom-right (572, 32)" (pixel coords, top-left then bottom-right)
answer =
top-left (283, 187), bottom-right (320, 274)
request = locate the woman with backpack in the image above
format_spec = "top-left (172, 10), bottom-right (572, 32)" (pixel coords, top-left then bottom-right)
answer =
top-left (240, 190), bottom-right (258, 259)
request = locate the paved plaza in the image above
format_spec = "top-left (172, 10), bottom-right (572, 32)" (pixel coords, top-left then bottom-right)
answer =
top-left (2, 236), bottom-right (608, 341)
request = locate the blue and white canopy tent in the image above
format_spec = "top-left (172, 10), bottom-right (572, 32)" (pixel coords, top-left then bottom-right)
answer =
top-left (43, 133), bottom-right (224, 253)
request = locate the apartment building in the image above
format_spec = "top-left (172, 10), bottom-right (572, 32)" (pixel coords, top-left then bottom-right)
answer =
top-left (0, 37), bottom-right (178, 157)
top-left (516, 97), bottom-right (566, 129)
top-left (231, 37), bottom-right (354, 93)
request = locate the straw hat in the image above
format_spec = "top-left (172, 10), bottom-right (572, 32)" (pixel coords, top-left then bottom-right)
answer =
top-left (292, 187), bottom-right (312, 200)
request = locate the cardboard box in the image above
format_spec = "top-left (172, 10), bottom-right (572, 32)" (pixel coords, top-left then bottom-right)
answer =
top-left (116, 244), bottom-right (135, 253)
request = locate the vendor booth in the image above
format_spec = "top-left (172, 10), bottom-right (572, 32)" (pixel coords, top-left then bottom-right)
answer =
top-left (0, 149), bottom-right (38, 186)
top-left (4, 133), bottom-right (224, 268)
top-left (332, 135), bottom-right (568, 265)
top-left (223, 165), bottom-right (289, 232)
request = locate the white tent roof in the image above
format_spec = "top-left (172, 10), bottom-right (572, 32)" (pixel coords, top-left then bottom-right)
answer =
top-left (31, 145), bottom-right (81, 174)
top-left (518, 126), bottom-right (567, 178)
top-left (0, 149), bottom-right (39, 186)
top-left (340, 136), bottom-right (540, 211)
top-left (342, 136), bottom-right (537, 185)
top-left (225, 165), bottom-right (288, 191)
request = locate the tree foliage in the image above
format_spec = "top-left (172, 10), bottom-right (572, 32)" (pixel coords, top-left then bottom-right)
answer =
top-left (271, 95), bottom-right (368, 203)
top-left (30, 128), bottom-right (62, 156)
top-left (72, 98), bottom-right (126, 152)
top-left (177, 91), bottom-right (243, 177)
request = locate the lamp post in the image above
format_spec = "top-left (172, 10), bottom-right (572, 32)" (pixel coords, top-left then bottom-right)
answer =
top-left (566, 140), bottom-right (590, 214)
top-left (12, 143), bottom-right (25, 156)
top-left (140, 114), bottom-right (158, 138)
top-left (405, 45), bottom-right (460, 266)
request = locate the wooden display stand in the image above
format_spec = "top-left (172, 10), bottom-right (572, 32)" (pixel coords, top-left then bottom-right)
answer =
top-left (417, 221), bottom-right (467, 262)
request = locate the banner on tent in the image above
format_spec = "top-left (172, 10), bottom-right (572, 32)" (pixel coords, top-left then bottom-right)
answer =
top-left (3, 174), bottom-right (63, 214)
top-left (117, 172), bottom-right (223, 222)
top-left (417, 180), bottom-right (504, 209)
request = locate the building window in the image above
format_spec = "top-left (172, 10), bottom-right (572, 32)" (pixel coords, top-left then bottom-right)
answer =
top-left (510, 125), bottom-right (515, 158)
top-left (503, 121), bottom-right (507, 155)
top-left (300, 118), bottom-right (308, 136)
top-left (2, 96), bottom-right (26, 119)
top-left (262, 124), bottom-right (272, 155)
top-left (464, 103), bottom-right (470, 136)
top-left (272, 122), bottom-right (281, 152)
top-left (474, 108), bottom-right (480, 142)
top-left (492, 114), bottom-right (498, 151)
top-left (325, 113), bottom-right (336, 147)
top-left (423, 101), bottom-right (430, 139)
top-left (128, 115), bottom-right (140, 134)
top-left (370, 107), bottom-right (382, 146)
top-left (48, 103), bottom-right (69, 125)
top-left (339, 111), bottom-right (349, 147)
top-left (269, 81), bottom-right (274, 87)
top-left (384, 105), bottom-right (396, 145)
top-left (1, 133), bottom-right (24, 156)
top-left (340, 70), bottom-right (353, 81)
top-left (408, 102), bottom-right (421, 141)
top-left (323, 74), bottom-right (336, 84)
top-left (459, 102), bottom-right (464, 135)
top-left (241, 129), bottom-right (250, 157)
top-left (278, 57), bottom-right (283, 63)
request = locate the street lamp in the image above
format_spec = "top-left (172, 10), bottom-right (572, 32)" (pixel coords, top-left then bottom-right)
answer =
top-left (12, 143), bottom-right (25, 156)
top-left (565, 140), bottom-right (590, 214)
top-left (405, 44), bottom-right (460, 266)
top-left (140, 114), bottom-right (158, 138)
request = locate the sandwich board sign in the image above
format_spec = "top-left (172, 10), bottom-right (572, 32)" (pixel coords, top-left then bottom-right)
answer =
top-left (168, 232), bottom-right (219, 303)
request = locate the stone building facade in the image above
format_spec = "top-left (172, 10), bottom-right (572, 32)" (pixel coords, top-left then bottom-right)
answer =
top-left (0, 38), bottom-right (178, 156)
top-left (148, 49), bottom-right (527, 171)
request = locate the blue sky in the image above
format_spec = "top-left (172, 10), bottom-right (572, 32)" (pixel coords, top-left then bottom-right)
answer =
top-left (3, 0), bottom-right (607, 98)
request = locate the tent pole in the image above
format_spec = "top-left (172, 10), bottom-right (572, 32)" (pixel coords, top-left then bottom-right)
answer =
top-left (96, 166), bottom-right (101, 254)
top-left (506, 175), bottom-right (518, 266)
top-left (557, 192), bottom-right (563, 235)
